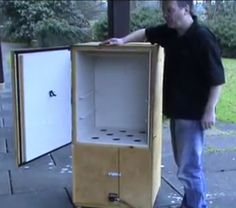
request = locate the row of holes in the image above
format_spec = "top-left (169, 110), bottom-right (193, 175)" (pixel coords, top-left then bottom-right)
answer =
top-left (100, 129), bottom-right (146, 134)
top-left (91, 136), bottom-right (142, 142)
top-left (91, 129), bottom-right (146, 142)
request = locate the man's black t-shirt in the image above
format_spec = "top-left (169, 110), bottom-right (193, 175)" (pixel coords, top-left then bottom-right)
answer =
top-left (145, 20), bottom-right (225, 119)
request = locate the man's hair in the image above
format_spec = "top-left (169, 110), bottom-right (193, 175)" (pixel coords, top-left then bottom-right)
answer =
top-left (176, 0), bottom-right (194, 15)
top-left (162, 0), bottom-right (194, 16)
top-left (176, 0), bottom-right (193, 10)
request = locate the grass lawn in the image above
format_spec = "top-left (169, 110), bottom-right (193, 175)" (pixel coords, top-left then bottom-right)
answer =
top-left (217, 58), bottom-right (236, 123)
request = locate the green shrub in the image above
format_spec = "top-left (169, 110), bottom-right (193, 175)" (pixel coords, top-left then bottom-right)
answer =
top-left (130, 7), bottom-right (164, 32)
top-left (35, 18), bottom-right (91, 47)
top-left (0, 0), bottom-right (91, 46)
top-left (204, 3), bottom-right (236, 58)
top-left (92, 17), bottom-right (108, 41)
top-left (92, 7), bottom-right (164, 41)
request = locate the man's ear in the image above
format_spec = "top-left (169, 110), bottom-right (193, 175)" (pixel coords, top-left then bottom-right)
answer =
top-left (184, 4), bottom-right (190, 14)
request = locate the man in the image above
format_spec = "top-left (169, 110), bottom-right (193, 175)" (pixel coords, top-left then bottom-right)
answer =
top-left (102, 1), bottom-right (225, 208)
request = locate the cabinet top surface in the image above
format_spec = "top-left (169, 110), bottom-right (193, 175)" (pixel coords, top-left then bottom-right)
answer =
top-left (72, 42), bottom-right (158, 51)
top-left (11, 42), bottom-right (159, 55)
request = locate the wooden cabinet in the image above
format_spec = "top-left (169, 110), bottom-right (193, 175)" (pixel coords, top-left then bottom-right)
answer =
top-left (72, 43), bottom-right (164, 208)
top-left (12, 43), bottom-right (164, 208)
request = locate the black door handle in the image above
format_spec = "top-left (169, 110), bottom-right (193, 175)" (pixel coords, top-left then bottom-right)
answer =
top-left (49, 90), bottom-right (57, 97)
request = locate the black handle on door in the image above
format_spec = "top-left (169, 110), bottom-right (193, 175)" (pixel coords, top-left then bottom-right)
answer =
top-left (49, 90), bottom-right (57, 97)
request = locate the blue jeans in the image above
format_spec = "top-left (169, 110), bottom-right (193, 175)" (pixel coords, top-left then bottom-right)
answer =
top-left (170, 119), bottom-right (208, 208)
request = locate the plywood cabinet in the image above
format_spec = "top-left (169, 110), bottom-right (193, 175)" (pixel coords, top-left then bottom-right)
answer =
top-left (72, 43), bottom-right (164, 208)
top-left (12, 43), bottom-right (164, 208)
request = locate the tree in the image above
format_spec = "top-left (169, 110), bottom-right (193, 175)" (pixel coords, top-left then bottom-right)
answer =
top-left (0, 0), bottom-right (91, 46)
top-left (75, 0), bottom-right (107, 21)
top-left (92, 17), bottom-right (108, 41)
top-left (203, 1), bottom-right (236, 57)
top-left (130, 0), bottom-right (160, 11)
top-left (130, 6), bottom-right (164, 32)
top-left (92, 6), bottom-right (164, 41)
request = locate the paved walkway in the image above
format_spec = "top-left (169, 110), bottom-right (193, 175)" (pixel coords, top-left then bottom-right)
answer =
top-left (1, 42), bottom-right (236, 208)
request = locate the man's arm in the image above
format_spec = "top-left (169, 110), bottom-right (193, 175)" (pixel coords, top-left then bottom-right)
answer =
top-left (201, 85), bottom-right (223, 129)
top-left (101, 29), bottom-right (146, 45)
top-left (122, 29), bottom-right (146, 43)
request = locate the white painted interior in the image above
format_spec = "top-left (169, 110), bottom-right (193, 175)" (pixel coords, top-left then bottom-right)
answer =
top-left (76, 52), bottom-right (150, 147)
top-left (79, 127), bottom-right (148, 147)
top-left (21, 49), bottom-right (71, 162)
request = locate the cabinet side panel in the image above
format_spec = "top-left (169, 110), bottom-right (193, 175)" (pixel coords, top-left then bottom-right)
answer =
top-left (119, 148), bottom-right (152, 208)
top-left (152, 47), bottom-right (164, 204)
top-left (73, 144), bottom-right (119, 206)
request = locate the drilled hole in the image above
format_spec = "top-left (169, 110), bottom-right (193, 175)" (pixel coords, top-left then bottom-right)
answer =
top-left (139, 131), bottom-right (146, 134)
top-left (91, 136), bottom-right (99, 140)
top-left (126, 134), bottom-right (133, 137)
top-left (134, 139), bottom-right (141, 142)
top-left (100, 129), bottom-right (107, 132)
top-left (107, 133), bottom-right (114, 136)
top-left (113, 138), bottom-right (120, 141)
top-left (119, 130), bottom-right (127, 133)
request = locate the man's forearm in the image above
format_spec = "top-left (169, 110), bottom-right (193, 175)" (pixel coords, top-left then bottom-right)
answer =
top-left (122, 29), bottom-right (146, 43)
top-left (205, 85), bottom-right (223, 112)
top-left (201, 85), bottom-right (223, 129)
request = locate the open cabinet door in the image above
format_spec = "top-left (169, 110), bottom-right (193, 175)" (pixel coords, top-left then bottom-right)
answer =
top-left (12, 48), bottom-right (72, 165)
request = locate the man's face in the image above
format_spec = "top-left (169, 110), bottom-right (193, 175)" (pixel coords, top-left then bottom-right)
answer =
top-left (162, 1), bottom-right (187, 29)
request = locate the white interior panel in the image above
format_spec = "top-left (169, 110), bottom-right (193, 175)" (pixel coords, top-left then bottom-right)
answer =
top-left (22, 50), bottom-right (71, 162)
top-left (76, 53), bottom-right (95, 137)
top-left (76, 52), bottom-right (150, 147)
